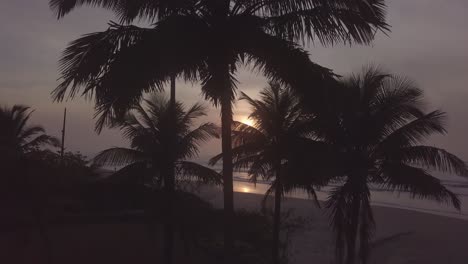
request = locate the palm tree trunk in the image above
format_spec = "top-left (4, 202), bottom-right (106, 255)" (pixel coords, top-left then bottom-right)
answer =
top-left (220, 73), bottom-right (234, 262)
top-left (170, 75), bottom-right (176, 107)
top-left (163, 165), bottom-right (175, 264)
top-left (346, 193), bottom-right (361, 264)
top-left (272, 167), bottom-right (282, 264)
top-left (163, 75), bottom-right (177, 264)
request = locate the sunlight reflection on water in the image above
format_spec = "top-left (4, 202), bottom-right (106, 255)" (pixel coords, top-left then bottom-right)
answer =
top-left (233, 178), bottom-right (468, 220)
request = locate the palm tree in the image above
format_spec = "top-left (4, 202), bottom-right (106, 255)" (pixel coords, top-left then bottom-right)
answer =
top-left (49, 0), bottom-right (389, 256)
top-left (0, 104), bottom-right (59, 264)
top-left (0, 105), bottom-right (59, 160)
top-left (93, 93), bottom-right (221, 263)
top-left (311, 68), bottom-right (468, 264)
top-left (210, 83), bottom-right (322, 263)
top-left (0, 104), bottom-right (60, 196)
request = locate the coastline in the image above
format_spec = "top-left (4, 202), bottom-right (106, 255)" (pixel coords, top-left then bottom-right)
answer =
top-left (199, 188), bottom-right (468, 264)
top-left (228, 178), bottom-right (468, 221)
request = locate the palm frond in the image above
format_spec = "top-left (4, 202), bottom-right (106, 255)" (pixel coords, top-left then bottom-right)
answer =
top-left (54, 23), bottom-right (153, 101)
top-left (50, 0), bottom-right (194, 21)
top-left (377, 110), bottom-right (447, 150)
top-left (0, 104), bottom-right (57, 155)
top-left (281, 173), bottom-right (321, 208)
top-left (381, 163), bottom-right (461, 210)
top-left (240, 31), bottom-right (335, 105)
top-left (180, 102), bottom-right (208, 129)
top-left (14, 108), bottom-right (35, 136)
top-left (2, 104), bottom-right (30, 121)
top-left (55, 17), bottom-right (209, 132)
top-left (178, 122), bottom-right (220, 160)
top-left (22, 135), bottom-right (61, 151)
top-left (177, 161), bottom-right (223, 185)
top-left (231, 120), bottom-right (266, 146)
top-left (18, 126), bottom-right (46, 143)
top-left (247, 154), bottom-right (273, 183)
top-left (370, 74), bottom-right (426, 142)
top-left (387, 146), bottom-right (468, 177)
top-left (208, 152), bottom-right (223, 167)
top-left (107, 161), bottom-right (152, 184)
top-left (264, 0), bottom-right (389, 45)
top-left (93, 147), bottom-right (146, 166)
top-left (50, 0), bottom-right (121, 18)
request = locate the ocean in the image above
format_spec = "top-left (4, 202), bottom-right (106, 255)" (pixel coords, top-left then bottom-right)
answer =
top-left (207, 164), bottom-right (468, 220)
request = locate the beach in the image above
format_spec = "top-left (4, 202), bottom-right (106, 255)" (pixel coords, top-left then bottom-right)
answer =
top-left (1, 188), bottom-right (467, 264)
top-left (203, 189), bottom-right (468, 264)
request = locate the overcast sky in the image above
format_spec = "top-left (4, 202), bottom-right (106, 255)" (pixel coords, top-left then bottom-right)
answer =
top-left (1, 0), bottom-right (467, 164)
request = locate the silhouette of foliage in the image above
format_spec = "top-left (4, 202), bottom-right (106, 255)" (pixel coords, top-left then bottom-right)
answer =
top-left (308, 67), bottom-right (468, 264)
top-left (0, 105), bottom-right (59, 160)
top-left (93, 93), bottom-right (222, 188)
top-left (50, 0), bottom-right (389, 258)
top-left (210, 83), bottom-right (327, 263)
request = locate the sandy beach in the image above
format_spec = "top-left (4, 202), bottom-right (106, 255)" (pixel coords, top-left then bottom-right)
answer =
top-left (231, 192), bottom-right (468, 264)
top-left (1, 190), bottom-right (467, 264)
top-left (197, 189), bottom-right (468, 264)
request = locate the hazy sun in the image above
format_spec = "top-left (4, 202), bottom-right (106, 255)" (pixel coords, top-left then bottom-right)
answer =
top-left (241, 187), bottom-right (250, 193)
top-left (241, 117), bottom-right (255, 127)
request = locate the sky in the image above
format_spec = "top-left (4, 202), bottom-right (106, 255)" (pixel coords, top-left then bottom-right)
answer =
top-left (1, 0), bottom-right (467, 163)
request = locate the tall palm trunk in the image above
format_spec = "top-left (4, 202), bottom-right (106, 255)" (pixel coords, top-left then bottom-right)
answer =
top-left (272, 157), bottom-right (282, 264)
top-left (163, 165), bottom-right (175, 264)
top-left (346, 183), bottom-right (362, 264)
top-left (163, 75), bottom-right (177, 264)
top-left (170, 75), bottom-right (176, 107)
top-left (346, 197), bottom-right (360, 264)
top-left (219, 65), bottom-right (234, 261)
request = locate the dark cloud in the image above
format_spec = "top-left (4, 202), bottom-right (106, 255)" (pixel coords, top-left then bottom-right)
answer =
top-left (1, 0), bottom-right (467, 163)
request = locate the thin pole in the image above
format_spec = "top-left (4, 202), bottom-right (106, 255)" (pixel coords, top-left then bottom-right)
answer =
top-left (60, 108), bottom-right (66, 158)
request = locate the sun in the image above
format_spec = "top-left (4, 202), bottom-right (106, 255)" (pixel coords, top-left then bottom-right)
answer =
top-left (241, 117), bottom-right (255, 127)
top-left (241, 187), bottom-right (250, 193)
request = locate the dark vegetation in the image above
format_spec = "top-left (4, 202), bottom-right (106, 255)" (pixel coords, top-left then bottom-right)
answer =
top-left (0, 1), bottom-right (467, 264)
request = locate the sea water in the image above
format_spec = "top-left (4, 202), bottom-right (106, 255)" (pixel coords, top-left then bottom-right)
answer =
top-left (228, 169), bottom-right (468, 220)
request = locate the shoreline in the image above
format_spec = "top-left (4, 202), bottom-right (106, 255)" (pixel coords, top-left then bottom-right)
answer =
top-left (228, 180), bottom-right (468, 221)
top-left (221, 191), bottom-right (468, 264)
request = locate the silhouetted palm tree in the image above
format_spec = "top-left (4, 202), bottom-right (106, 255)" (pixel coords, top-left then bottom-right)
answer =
top-left (93, 94), bottom-right (221, 263)
top-left (210, 83), bottom-right (322, 263)
top-left (0, 104), bottom-right (60, 204)
top-left (0, 104), bottom-right (59, 264)
top-left (0, 105), bottom-right (59, 160)
top-left (50, 0), bottom-right (389, 256)
top-left (313, 68), bottom-right (468, 264)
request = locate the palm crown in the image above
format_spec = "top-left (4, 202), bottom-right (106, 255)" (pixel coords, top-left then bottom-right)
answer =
top-left (210, 83), bottom-right (323, 262)
top-left (211, 83), bottom-right (313, 191)
top-left (312, 68), bottom-right (468, 264)
top-left (93, 94), bottom-right (221, 186)
top-left (0, 105), bottom-right (59, 159)
top-left (50, 0), bottom-right (389, 128)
